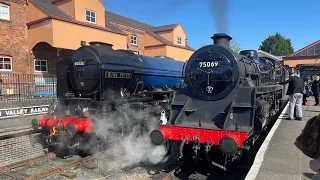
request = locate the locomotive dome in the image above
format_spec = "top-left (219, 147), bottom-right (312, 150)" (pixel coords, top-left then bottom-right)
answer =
top-left (184, 33), bottom-right (240, 101)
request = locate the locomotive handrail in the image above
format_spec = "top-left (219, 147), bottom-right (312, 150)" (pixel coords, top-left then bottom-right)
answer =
top-left (182, 60), bottom-right (188, 78)
top-left (134, 80), bottom-right (144, 94)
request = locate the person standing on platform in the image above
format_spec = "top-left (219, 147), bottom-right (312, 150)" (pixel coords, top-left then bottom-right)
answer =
top-left (303, 81), bottom-right (312, 105)
top-left (278, 72), bottom-right (304, 120)
top-left (310, 158), bottom-right (320, 179)
top-left (311, 76), bottom-right (320, 106)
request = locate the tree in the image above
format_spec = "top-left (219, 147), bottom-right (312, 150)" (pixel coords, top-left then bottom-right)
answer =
top-left (230, 39), bottom-right (241, 53)
top-left (259, 32), bottom-right (294, 56)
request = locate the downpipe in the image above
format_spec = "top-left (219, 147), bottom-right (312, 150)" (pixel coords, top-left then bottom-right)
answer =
top-left (204, 143), bottom-right (227, 171)
top-left (179, 137), bottom-right (188, 159)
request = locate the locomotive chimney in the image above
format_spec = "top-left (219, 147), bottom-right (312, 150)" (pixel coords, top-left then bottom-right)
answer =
top-left (211, 33), bottom-right (232, 48)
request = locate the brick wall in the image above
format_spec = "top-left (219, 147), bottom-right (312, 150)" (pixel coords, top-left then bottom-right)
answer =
top-left (32, 42), bottom-right (74, 75)
top-left (109, 22), bottom-right (145, 55)
top-left (0, 0), bottom-right (29, 74)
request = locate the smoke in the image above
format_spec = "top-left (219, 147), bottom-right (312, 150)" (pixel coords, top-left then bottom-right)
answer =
top-left (28, 89), bottom-right (169, 170)
top-left (84, 99), bottom-right (168, 169)
top-left (211, 0), bottom-right (230, 33)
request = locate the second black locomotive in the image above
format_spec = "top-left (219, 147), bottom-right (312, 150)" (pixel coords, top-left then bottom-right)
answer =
top-left (150, 33), bottom-right (289, 170)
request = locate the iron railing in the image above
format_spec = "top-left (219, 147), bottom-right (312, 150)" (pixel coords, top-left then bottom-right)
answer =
top-left (0, 73), bottom-right (57, 108)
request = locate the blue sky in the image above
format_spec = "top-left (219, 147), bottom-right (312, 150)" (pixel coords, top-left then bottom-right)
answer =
top-left (103, 0), bottom-right (319, 52)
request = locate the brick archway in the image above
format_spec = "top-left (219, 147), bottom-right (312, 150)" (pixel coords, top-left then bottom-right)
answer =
top-left (31, 42), bottom-right (74, 75)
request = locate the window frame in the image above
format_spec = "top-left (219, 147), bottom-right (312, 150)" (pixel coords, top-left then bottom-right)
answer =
top-left (85, 9), bottom-right (96, 24)
top-left (177, 37), bottom-right (182, 45)
top-left (0, 56), bottom-right (12, 71)
top-left (0, 3), bottom-right (10, 20)
top-left (315, 44), bottom-right (320, 55)
top-left (34, 59), bottom-right (48, 73)
top-left (131, 35), bottom-right (138, 46)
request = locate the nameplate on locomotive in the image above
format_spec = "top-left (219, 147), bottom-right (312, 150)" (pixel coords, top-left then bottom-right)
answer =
top-left (105, 71), bottom-right (132, 79)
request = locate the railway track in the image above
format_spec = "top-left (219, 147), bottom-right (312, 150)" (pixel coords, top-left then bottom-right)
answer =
top-left (149, 101), bottom-right (289, 180)
top-left (0, 147), bottom-right (114, 180)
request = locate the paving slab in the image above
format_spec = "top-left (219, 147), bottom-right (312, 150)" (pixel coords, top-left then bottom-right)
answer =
top-left (0, 114), bottom-right (43, 130)
top-left (245, 97), bottom-right (320, 180)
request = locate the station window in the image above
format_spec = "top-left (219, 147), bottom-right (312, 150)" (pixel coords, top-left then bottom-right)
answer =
top-left (34, 59), bottom-right (48, 72)
top-left (177, 37), bottom-right (182, 45)
top-left (0, 56), bottom-right (12, 71)
top-left (85, 9), bottom-right (96, 24)
top-left (301, 50), bottom-right (307, 56)
top-left (0, 4), bottom-right (10, 20)
top-left (131, 35), bottom-right (137, 45)
top-left (315, 44), bottom-right (320, 55)
top-left (307, 46), bottom-right (315, 56)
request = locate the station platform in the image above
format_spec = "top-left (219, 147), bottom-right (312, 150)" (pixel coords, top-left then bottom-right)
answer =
top-left (245, 98), bottom-right (320, 180)
top-left (0, 114), bottom-right (43, 131)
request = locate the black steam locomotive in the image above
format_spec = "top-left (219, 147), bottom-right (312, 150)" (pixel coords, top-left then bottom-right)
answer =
top-left (150, 33), bottom-right (289, 170)
top-left (31, 42), bottom-right (185, 154)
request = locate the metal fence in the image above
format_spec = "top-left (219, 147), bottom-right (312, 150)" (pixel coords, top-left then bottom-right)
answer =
top-left (0, 73), bottom-right (57, 108)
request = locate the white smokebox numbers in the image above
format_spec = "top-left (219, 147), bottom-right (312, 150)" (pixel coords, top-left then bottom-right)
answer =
top-left (206, 86), bottom-right (213, 93)
top-left (199, 61), bottom-right (219, 68)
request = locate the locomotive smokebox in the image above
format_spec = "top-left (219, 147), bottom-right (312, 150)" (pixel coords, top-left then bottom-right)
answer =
top-left (211, 33), bottom-right (232, 48)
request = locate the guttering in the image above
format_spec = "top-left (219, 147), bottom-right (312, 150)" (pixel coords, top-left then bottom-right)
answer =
top-left (27, 16), bottom-right (127, 36)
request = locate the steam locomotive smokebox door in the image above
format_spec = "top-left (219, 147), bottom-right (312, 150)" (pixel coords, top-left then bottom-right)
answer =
top-left (70, 57), bottom-right (100, 96)
top-left (56, 58), bottom-right (73, 98)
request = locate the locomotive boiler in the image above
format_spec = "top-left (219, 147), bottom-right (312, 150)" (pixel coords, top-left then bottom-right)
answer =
top-left (150, 33), bottom-right (289, 170)
top-left (31, 42), bottom-right (185, 155)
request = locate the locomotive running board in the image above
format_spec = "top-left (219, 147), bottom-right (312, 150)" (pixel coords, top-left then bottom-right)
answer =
top-left (223, 87), bottom-right (256, 131)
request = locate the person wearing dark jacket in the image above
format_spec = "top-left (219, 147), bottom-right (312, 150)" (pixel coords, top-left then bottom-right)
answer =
top-left (311, 76), bottom-right (320, 106)
top-left (278, 73), bottom-right (304, 120)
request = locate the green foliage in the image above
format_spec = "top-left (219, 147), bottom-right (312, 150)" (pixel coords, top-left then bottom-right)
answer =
top-left (230, 39), bottom-right (241, 53)
top-left (259, 32), bottom-right (294, 56)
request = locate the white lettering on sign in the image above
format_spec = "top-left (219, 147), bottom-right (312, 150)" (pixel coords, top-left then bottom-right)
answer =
top-left (0, 106), bottom-right (49, 119)
top-left (199, 61), bottom-right (219, 68)
top-left (31, 107), bottom-right (48, 113)
top-left (105, 71), bottom-right (132, 79)
top-left (74, 61), bottom-right (85, 66)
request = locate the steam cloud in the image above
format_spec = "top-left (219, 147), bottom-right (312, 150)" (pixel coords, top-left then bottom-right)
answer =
top-left (211, 0), bottom-right (229, 33)
top-left (47, 94), bottom-right (168, 170)
top-left (89, 104), bottom-right (168, 169)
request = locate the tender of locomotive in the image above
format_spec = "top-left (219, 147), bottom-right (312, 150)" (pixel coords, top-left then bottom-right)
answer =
top-left (150, 33), bottom-right (289, 170)
top-left (31, 42), bottom-right (185, 154)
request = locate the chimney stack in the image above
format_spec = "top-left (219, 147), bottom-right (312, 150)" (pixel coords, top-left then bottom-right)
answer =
top-left (210, 33), bottom-right (232, 48)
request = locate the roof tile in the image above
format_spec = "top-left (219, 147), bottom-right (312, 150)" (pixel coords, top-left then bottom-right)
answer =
top-left (31, 0), bottom-right (73, 19)
top-left (151, 24), bottom-right (178, 32)
top-left (30, 0), bottom-right (194, 50)
top-left (105, 11), bottom-right (194, 50)
top-left (31, 0), bottom-right (124, 34)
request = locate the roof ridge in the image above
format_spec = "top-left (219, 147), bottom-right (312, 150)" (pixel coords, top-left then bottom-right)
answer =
top-left (152, 23), bottom-right (178, 28)
top-left (105, 10), bottom-right (154, 28)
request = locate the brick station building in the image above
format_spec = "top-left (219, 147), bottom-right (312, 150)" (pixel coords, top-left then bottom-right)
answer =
top-left (0, 0), bottom-right (195, 75)
top-left (283, 40), bottom-right (320, 74)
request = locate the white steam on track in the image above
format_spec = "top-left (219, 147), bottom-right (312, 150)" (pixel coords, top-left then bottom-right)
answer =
top-left (90, 104), bottom-right (168, 169)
